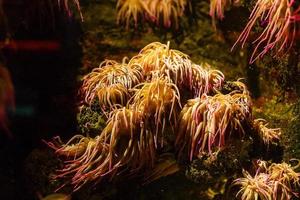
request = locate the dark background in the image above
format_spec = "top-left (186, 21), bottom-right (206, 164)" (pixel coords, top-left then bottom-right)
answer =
top-left (0, 1), bottom-right (82, 199)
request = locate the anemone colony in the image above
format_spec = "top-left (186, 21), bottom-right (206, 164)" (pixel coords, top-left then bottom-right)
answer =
top-left (115, 0), bottom-right (300, 62)
top-left (234, 160), bottom-right (300, 200)
top-left (116, 0), bottom-right (238, 29)
top-left (47, 42), bottom-right (283, 192)
top-left (60, 0), bottom-right (300, 62)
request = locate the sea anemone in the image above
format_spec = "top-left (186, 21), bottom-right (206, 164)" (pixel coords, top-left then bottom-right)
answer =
top-left (186, 64), bottom-right (224, 97)
top-left (130, 76), bottom-right (181, 147)
top-left (46, 135), bottom-right (91, 157)
top-left (176, 89), bottom-right (251, 160)
top-left (253, 118), bottom-right (281, 146)
top-left (46, 135), bottom-right (110, 191)
top-left (129, 42), bottom-right (224, 97)
top-left (232, 0), bottom-right (300, 63)
top-left (47, 106), bottom-right (156, 191)
top-left (233, 170), bottom-right (273, 200)
top-left (129, 42), bottom-right (193, 84)
top-left (267, 161), bottom-right (300, 199)
top-left (129, 42), bottom-right (175, 77)
top-left (116, 0), bottom-right (153, 29)
top-left (98, 107), bottom-right (157, 173)
top-left (81, 59), bottom-right (143, 111)
top-left (147, 0), bottom-right (187, 28)
top-left (234, 160), bottom-right (300, 200)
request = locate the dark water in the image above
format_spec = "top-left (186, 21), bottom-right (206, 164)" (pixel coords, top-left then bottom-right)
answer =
top-left (0, 2), bottom-right (82, 199)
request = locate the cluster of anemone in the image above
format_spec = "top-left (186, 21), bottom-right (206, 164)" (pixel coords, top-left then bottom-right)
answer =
top-left (234, 160), bottom-right (300, 200)
top-left (47, 42), bottom-right (280, 191)
top-left (232, 0), bottom-right (300, 63)
top-left (58, 0), bottom-right (299, 63)
top-left (116, 0), bottom-right (244, 29)
top-left (116, 0), bottom-right (188, 29)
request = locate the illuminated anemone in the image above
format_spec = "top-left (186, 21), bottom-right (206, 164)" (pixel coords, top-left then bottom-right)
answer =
top-left (129, 42), bottom-right (224, 97)
top-left (116, 0), bottom-right (152, 29)
top-left (267, 161), bottom-right (300, 199)
top-left (116, 0), bottom-right (188, 29)
top-left (253, 118), bottom-right (281, 146)
top-left (234, 160), bottom-right (300, 200)
top-left (46, 135), bottom-right (92, 157)
top-left (48, 106), bottom-right (157, 191)
top-left (130, 76), bottom-right (181, 147)
top-left (46, 135), bottom-right (110, 191)
top-left (98, 107), bottom-right (156, 173)
top-left (147, 0), bottom-right (187, 28)
top-left (129, 42), bottom-right (177, 77)
top-left (186, 64), bottom-right (224, 97)
top-left (176, 87), bottom-right (251, 160)
top-left (81, 59), bottom-right (143, 111)
top-left (233, 170), bottom-right (273, 200)
top-left (232, 0), bottom-right (300, 63)
top-left (129, 42), bottom-right (192, 85)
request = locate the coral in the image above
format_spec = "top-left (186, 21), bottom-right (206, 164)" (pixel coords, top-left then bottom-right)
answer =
top-left (77, 104), bottom-right (106, 135)
top-left (186, 138), bottom-right (252, 183)
top-left (232, 0), bottom-right (300, 63)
